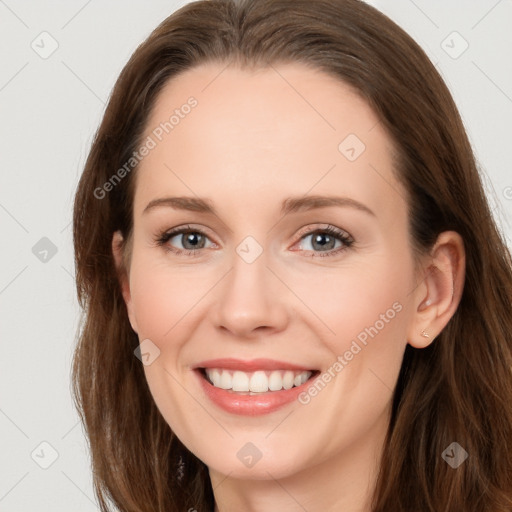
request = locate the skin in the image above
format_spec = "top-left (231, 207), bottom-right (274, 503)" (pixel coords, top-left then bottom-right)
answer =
top-left (112, 62), bottom-right (465, 512)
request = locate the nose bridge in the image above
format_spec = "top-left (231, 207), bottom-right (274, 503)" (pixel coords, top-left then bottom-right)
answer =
top-left (231, 237), bottom-right (269, 295)
top-left (213, 233), bottom-right (288, 336)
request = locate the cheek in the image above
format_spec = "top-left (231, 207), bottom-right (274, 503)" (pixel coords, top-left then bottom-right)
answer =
top-left (286, 255), bottom-right (413, 352)
top-left (128, 254), bottom-right (217, 449)
top-left (128, 254), bottom-right (212, 342)
top-left (284, 262), bottom-right (411, 457)
top-left (288, 256), bottom-right (412, 419)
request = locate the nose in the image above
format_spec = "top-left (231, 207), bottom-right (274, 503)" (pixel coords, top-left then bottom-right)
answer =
top-left (212, 247), bottom-right (289, 339)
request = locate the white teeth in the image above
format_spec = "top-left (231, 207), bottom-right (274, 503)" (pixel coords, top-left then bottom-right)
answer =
top-left (282, 371), bottom-right (294, 390)
top-left (268, 371), bottom-right (283, 391)
top-left (204, 368), bottom-right (313, 393)
top-left (232, 371), bottom-right (249, 391)
top-left (249, 371), bottom-right (268, 392)
top-left (219, 370), bottom-right (231, 390)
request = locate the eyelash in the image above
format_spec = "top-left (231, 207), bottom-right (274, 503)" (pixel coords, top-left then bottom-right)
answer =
top-left (155, 224), bottom-right (354, 258)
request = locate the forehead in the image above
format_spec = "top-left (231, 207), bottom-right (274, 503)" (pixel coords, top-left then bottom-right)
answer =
top-left (133, 62), bottom-right (404, 219)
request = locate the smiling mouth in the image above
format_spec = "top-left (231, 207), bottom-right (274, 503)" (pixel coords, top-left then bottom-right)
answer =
top-left (199, 368), bottom-right (319, 394)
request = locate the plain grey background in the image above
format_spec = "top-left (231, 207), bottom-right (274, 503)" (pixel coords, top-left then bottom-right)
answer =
top-left (1, 1), bottom-right (511, 510)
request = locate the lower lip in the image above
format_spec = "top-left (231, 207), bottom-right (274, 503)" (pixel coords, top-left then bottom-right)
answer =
top-left (196, 370), bottom-right (315, 416)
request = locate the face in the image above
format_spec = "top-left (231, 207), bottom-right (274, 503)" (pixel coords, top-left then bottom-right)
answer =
top-left (116, 62), bottom-right (423, 481)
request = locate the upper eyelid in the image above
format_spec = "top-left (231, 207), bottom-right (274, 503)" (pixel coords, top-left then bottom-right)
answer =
top-left (163, 224), bottom-right (217, 242)
top-left (295, 224), bottom-right (351, 239)
top-left (162, 223), bottom-right (349, 237)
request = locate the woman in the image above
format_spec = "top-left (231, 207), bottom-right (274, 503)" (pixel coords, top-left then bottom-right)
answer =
top-left (72, 0), bottom-right (512, 510)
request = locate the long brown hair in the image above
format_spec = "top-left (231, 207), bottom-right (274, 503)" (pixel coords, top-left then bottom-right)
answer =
top-left (72, 0), bottom-right (512, 510)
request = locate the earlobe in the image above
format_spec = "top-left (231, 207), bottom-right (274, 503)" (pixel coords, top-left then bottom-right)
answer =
top-left (408, 231), bottom-right (465, 349)
top-left (112, 230), bottom-right (138, 333)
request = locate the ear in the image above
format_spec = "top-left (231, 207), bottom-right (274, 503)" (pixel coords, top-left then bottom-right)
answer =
top-left (112, 230), bottom-right (138, 333)
top-left (407, 231), bottom-right (465, 348)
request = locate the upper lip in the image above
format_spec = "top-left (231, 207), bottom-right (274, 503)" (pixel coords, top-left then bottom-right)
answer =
top-left (193, 358), bottom-right (316, 372)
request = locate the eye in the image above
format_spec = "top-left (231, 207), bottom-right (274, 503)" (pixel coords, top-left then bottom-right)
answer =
top-left (156, 225), bottom-right (215, 256)
top-left (294, 225), bottom-right (354, 257)
top-left (155, 223), bottom-right (354, 258)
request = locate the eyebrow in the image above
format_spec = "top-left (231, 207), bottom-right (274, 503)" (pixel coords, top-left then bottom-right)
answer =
top-left (143, 195), bottom-right (375, 217)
